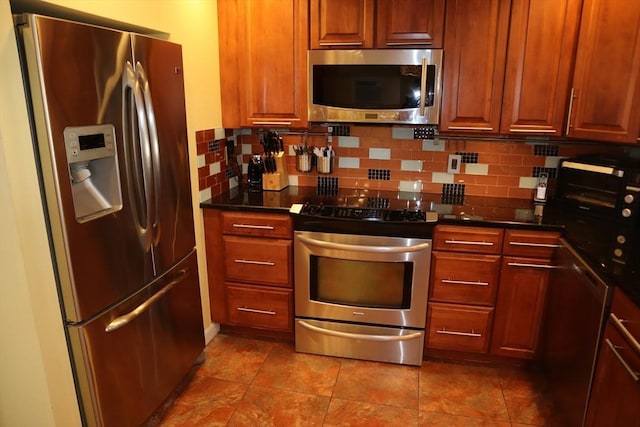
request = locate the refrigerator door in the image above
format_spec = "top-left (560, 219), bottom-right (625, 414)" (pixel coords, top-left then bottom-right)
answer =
top-left (67, 250), bottom-right (204, 427)
top-left (20, 15), bottom-right (154, 322)
top-left (132, 35), bottom-right (196, 274)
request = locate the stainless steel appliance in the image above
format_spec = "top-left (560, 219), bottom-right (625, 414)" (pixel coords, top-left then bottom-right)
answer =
top-left (293, 203), bottom-right (437, 366)
top-left (15, 14), bottom-right (204, 427)
top-left (308, 49), bottom-right (442, 125)
top-left (541, 239), bottom-right (613, 427)
top-left (549, 154), bottom-right (640, 276)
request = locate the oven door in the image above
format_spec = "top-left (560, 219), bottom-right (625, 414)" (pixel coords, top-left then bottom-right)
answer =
top-left (294, 231), bottom-right (431, 329)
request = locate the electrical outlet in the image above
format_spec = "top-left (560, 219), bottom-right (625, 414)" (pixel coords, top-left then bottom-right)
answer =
top-left (447, 154), bottom-right (462, 174)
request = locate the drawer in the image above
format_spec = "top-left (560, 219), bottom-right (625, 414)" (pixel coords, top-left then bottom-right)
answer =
top-left (224, 236), bottom-right (292, 287)
top-left (227, 283), bottom-right (293, 331)
top-left (433, 225), bottom-right (503, 254)
top-left (502, 229), bottom-right (561, 258)
top-left (426, 302), bottom-right (493, 353)
top-left (430, 252), bottom-right (500, 306)
top-left (221, 211), bottom-right (292, 239)
top-left (610, 288), bottom-right (640, 348)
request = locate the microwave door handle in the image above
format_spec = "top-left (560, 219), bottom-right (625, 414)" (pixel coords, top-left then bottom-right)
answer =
top-left (419, 57), bottom-right (428, 117)
top-left (136, 62), bottom-right (160, 244)
top-left (122, 61), bottom-right (153, 251)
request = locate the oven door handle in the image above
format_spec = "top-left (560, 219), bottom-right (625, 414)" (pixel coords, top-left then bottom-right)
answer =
top-left (296, 234), bottom-right (431, 254)
top-left (297, 320), bottom-right (423, 342)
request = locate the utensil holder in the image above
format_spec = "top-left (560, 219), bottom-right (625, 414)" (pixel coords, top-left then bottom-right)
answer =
top-left (317, 156), bottom-right (334, 174)
top-left (296, 153), bottom-right (312, 172)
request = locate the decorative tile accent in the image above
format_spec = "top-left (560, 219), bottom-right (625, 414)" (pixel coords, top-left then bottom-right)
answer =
top-left (519, 176), bottom-right (538, 189)
top-left (398, 180), bottom-right (423, 192)
top-left (368, 169), bottom-right (391, 180)
top-left (369, 148), bottom-right (391, 160)
top-left (329, 125), bottom-right (350, 136)
top-left (338, 157), bottom-right (360, 168)
top-left (241, 143), bottom-right (253, 154)
top-left (545, 156), bottom-right (564, 168)
top-left (392, 127), bottom-right (415, 139)
top-left (532, 166), bottom-right (557, 178)
top-left (208, 140), bottom-right (220, 152)
top-left (534, 144), bottom-right (559, 156)
top-left (197, 154), bottom-right (206, 168)
top-left (456, 152), bottom-right (479, 163)
top-left (464, 164), bottom-right (489, 175)
top-left (413, 127), bottom-right (437, 140)
top-left (210, 162), bottom-right (221, 175)
top-left (317, 176), bottom-right (339, 189)
top-left (432, 172), bottom-right (454, 184)
top-left (422, 139), bottom-right (445, 152)
top-left (367, 198), bottom-right (390, 209)
top-left (337, 136), bottom-right (360, 148)
top-left (401, 160), bottom-right (422, 172)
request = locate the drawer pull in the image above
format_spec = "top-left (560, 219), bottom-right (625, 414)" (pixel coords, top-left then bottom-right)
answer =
top-left (237, 307), bottom-right (276, 316)
top-left (234, 259), bottom-right (276, 266)
top-left (251, 121), bottom-right (293, 126)
top-left (444, 239), bottom-right (494, 246)
top-left (441, 279), bottom-right (489, 287)
top-left (605, 338), bottom-right (640, 382)
top-left (446, 126), bottom-right (494, 131)
top-left (436, 328), bottom-right (482, 338)
top-left (509, 241), bottom-right (561, 248)
top-left (319, 42), bottom-right (363, 46)
top-left (611, 313), bottom-right (640, 354)
top-left (507, 262), bottom-right (557, 269)
top-left (232, 223), bottom-right (275, 230)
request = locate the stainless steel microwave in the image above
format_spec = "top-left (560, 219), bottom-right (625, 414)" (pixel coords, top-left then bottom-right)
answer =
top-left (308, 49), bottom-right (442, 125)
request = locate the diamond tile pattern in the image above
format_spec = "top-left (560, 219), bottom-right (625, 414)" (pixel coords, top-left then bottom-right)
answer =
top-left (148, 334), bottom-right (557, 426)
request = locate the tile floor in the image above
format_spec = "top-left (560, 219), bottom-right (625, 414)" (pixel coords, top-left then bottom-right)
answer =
top-left (153, 333), bottom-right (556, 426)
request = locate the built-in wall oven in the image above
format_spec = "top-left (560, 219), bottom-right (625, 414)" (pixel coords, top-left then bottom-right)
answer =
top-left (292, 203), bottom-right (437, 366)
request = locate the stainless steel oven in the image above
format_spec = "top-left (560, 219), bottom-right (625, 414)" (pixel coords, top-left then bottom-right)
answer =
top-left (293, 209), bottom-right (434, 366)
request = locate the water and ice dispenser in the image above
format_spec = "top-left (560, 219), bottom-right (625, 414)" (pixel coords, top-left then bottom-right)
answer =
top-left (64, 124), bottom-right (122, 222)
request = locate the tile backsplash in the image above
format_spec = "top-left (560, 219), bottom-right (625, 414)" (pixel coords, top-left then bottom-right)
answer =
top-left (196, 125), bottom-right (620, 202)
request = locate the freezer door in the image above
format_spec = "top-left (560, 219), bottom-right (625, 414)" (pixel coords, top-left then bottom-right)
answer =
top-left (21, 15), bottom-right (154, 322)
top-left (131, 35), bottom-right (196, 274)
top-left (67, 250), bottom-right (204, 427)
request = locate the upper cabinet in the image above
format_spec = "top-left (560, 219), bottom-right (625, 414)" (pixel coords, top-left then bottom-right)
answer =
top-left (440, 0), bottom-right (511, 133)
top-left (500, 0), bottom-right (581, 136)
top-left (567, 0), bottom-right (640, 143)
top-left (217, 0), bottom-right (308, 128)
top-left (310, 0), bottom-right (445, 49)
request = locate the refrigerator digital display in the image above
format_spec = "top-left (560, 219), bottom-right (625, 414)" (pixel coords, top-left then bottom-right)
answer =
top-left (79, 133), bottom-right (106, 150)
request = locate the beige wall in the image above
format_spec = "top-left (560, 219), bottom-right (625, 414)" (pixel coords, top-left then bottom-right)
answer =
top-left (0, 0), bottom-right (221, 425)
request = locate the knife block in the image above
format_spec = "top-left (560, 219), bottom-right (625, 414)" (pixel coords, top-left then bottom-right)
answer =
top-left (262, 155), bottom-right (288, 191)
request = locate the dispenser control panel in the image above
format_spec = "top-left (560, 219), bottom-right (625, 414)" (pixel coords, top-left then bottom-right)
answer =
top-left (64, 124), bottom-right (117, 163)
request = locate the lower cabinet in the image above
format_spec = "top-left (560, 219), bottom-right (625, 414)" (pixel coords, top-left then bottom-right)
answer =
top-left (203, 209), bottom-right (294, 337)
top-left (426, 302), bottom-right (493, 353)
top-left (585, 289), bottom-right (640, 426)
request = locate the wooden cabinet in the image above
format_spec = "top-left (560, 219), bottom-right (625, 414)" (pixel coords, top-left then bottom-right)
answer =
top-left (491, 230), bottom-right (561, 359)
top-left (440, 0), bottom-right (511, 133)
top-left (310, 0), bottom-right (444, 49)
top-left (427, 226), bottom-right (560, 360)
top-left (500, 0), bottom-right (582, 135)
top-left (203, 209), bottom-right (294, 336)
top-left (586, 289), bottom-right (640, 426)
top-left (426, 226), bottom-right (503, 354)
top-left (217, 0), bottom-right (308, 128)
top-left (567, 0), bottom-right (640, 143)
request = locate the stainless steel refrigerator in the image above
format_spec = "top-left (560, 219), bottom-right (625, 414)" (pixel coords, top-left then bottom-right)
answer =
top-left (15, 14), bottom-right (205, 427)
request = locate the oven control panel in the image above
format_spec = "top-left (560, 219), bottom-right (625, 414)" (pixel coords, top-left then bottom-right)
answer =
top-left (297, 203), bottom-right (437, 222)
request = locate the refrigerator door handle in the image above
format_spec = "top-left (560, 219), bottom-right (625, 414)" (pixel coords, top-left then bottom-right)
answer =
top-left (135, 62), bottom-right (160, 244)
top-left (105, 268), bottom-right (188, 332)
top-left (122, 61), bottom-right (154, 250)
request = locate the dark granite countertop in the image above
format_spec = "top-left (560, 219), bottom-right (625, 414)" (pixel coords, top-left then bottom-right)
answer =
top-left (200, 185), bottom-right (563, 231)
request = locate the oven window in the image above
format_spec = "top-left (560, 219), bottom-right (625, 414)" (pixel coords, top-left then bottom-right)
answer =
top-left (309, 256), bottom-right (413, 309)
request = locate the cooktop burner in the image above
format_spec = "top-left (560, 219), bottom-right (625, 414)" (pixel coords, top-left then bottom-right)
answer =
top-left (296, 202), bottom-right (438, 222)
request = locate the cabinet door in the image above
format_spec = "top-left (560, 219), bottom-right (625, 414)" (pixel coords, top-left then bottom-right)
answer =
top-left (585, 325), bottom-right (640, 427)
top-left (375, 0), bottom-right (445, 48)
top-left (500, 0), bottom-right (581, 135)
top-left (218, 0), bottom-right (308, 128)
top-left (492, 256), bottom-right (552, 358)
top-left (440, 0), bottom-right (511, 134)
top-left (310, 0), bottom-right (374, 49)
top-left (567, 0), bottom-right (640, 143)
